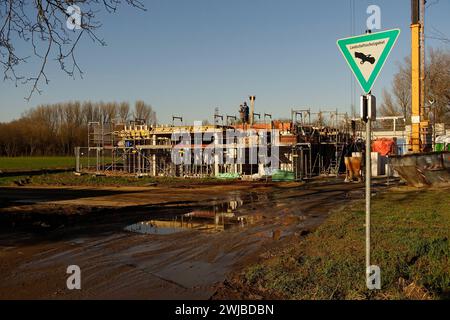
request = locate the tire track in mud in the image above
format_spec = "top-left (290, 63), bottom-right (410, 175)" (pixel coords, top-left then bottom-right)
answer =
top-left (0, 179), bottom-right (394, 299)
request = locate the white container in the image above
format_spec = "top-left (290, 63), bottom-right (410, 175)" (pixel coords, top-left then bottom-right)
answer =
top-left (371, 152), bottom-right (381, 177)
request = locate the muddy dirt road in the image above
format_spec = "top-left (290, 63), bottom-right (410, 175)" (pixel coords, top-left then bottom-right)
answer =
top-left (0, 179), bottom-right (393, 299)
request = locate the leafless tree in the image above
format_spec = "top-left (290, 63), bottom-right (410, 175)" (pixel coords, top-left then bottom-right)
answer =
top-left (426, 48), bottom-right (450, 123)
top-left (381, 48), bottom-right (450, 124)
top-left (0, 0), bottom-right (145, 100)
top-left (118, 102), bottom-right (130, 123)
top-left (134, 100), bottom-right (156, 125)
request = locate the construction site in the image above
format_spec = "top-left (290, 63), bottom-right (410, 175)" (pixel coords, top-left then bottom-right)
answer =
top-left (75, 101), bottom-right (448, 186)
top-left (72, 0), bottom-right (449, 188)
top-left (77, 105), bottom-right (354, 179)
top-left (0, 0), bottom-right (449, 302)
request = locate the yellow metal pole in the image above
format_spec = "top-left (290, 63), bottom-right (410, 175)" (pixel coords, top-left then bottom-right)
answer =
top-left (411, 22), bottom-right (421, 153)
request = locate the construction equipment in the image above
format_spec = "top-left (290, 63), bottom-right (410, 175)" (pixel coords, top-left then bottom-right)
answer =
top-left (410, 0), bottom-right (429, 152)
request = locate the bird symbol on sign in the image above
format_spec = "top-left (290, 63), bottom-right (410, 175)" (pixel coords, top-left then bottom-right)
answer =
top-left (355, 52), bottom-right (376, 65)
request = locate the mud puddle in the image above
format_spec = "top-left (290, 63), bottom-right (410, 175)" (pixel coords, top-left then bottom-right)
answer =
top-left (124, 198), bottom-right (264, 235)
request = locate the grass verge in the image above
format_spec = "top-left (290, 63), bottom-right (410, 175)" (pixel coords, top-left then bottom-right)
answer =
top-left (0, 172), bottom-right (240, 187)
top-left (241, 187), bottom-right (449, 300)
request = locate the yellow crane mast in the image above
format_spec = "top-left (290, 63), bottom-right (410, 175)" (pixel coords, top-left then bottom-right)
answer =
top-left (410, 0), bottom-right (429, 153)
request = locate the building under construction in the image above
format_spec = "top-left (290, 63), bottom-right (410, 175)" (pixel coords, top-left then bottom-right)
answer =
top-left (75, 104), bottom-right (360, 181)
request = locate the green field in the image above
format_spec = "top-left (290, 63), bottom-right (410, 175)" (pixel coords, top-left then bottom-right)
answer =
top-left (242, 188), bottom-right (450, 300)
top-left (0, 157), bottom-right (77, 171)
top-left (0, 156), bottom-right (114, 171)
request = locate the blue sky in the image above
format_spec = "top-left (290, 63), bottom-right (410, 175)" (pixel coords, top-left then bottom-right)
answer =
top-left (1, 0), bottom-right (449, 123)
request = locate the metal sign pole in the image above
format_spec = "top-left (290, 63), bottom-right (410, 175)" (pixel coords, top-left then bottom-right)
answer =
top-left (363, 93), bottom-right (380, 289)
top-left (365, 115), bottom-right (371, 278)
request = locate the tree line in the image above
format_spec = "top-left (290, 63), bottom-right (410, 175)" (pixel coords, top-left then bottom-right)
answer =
top-left (380, 48), bottom-right (450, 124)
top-left (0, 101), bottom-right (156, 157)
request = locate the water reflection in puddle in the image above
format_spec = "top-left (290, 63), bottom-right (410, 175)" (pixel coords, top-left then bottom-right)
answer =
top-left (124, 198), bottom-right (263, 235)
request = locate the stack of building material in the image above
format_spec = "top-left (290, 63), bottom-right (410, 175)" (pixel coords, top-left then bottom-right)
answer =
top-left (372, 138), bottom-right (396, 156)
top-left (271, 170), bottom-right (295, 182)
top-left (216, 173), bottom-right (241, 180)
top-left (435, 135), bottom-right (450, 152)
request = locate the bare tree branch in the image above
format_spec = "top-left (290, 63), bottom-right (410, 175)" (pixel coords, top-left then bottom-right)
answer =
top-left (0, 0), bottom-right (146, 100)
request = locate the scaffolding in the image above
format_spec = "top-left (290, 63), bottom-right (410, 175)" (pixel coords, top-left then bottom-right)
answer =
top-left (290, 108), bottom-right (352, 178)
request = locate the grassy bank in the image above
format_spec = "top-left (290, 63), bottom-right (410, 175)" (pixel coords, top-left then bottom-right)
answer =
top-left (0, 157), bottom-right (243, 187)
top-left (242, 188), bottom-right (449, 300)
top-left (0, 172), bottom-right (240, 187)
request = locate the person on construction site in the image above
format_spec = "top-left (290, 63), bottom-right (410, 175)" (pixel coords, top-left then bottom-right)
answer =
top-left (243, 102), bottom-right (249, 124)
top-left (239, 104), bottom-right (245, 123)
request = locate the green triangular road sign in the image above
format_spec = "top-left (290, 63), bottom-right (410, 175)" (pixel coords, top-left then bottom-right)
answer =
top-left (337, 29), bottom-right (400, 94)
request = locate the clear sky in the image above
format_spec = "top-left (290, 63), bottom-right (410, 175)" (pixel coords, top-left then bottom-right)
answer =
top-left (1, 0), bottom-right (449, 124)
